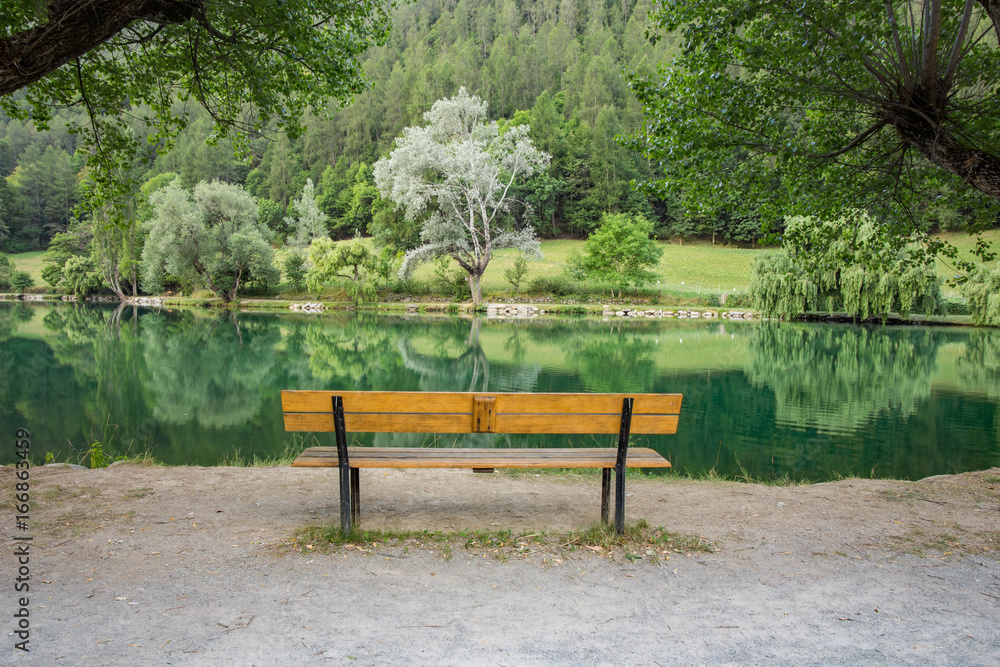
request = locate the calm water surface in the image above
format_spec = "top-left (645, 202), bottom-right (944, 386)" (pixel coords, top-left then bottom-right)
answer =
top-left (1, 302), bottom-right (999, 480)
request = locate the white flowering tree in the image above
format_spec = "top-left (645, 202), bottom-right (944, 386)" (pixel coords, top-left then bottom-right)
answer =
top-left (373, 88), bottom-right (550, 305)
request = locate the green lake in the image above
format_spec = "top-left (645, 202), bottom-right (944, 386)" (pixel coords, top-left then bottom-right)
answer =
top-left (1, 301), bottom-right (999, 481)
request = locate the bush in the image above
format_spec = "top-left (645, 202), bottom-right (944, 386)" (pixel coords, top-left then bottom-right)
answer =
top-left (431, 256), bottom-right (471, 300)
top-left (11, 270), bottom-right (34, 293)
top-left (283, 253), bottom-right (307, 291)
top-left (723, 291), bottom-right (752, 308)
top-left (61, 256), bottom-right (103, 297)
top-left (941, 296), bottom-right (970, 316)
top-left (0, 255), bottom-right (12, 290)
top-left (527, 275), bottom-right (577, 297)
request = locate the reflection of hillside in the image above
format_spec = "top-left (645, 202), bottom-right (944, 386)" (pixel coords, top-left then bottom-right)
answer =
top-left (745, 323), bottom-right (939, 434)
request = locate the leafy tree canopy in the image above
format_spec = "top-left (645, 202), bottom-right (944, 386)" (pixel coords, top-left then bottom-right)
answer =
top-left (141, 180), bottom-right (278, 302)
top-left (574, 212), bottom-right (663, 297)
top-left (0, 0), bottom-right (392, 219)
top-left (629, 0), bottom-right (1000, 260)
top-left (306, 234), bottom-right (378, 305)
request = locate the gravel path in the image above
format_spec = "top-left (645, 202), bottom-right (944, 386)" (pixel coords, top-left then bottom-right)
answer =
top-left (3, 465), bottom-right (999, 665)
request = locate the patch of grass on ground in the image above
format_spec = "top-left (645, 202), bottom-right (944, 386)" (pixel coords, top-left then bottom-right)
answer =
top-left (5, 250), bottom-right (46, 285)
top-left (290, 518), bottom-right (714, 564)
top-left (878, 489), bottom-right (930, 505)
top-left (220, 434), bottom-right (316, 467)
top-left (897, 525), bottom-right (1000, 560)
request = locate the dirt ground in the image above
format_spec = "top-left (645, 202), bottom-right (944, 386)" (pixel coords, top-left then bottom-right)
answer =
top-left (2, 464), bottom-right (1000, 665)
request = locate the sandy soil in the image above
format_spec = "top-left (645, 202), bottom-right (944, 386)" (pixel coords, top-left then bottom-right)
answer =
top-left (2, 464), bottom-right (999, 665)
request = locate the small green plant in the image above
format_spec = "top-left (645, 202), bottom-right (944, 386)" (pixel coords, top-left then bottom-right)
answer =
top-left (504, 255), bottom-right (529, 294)
top-left (89, 440), bottom-right (112, 469)
top-left (44, 452), bottom-right (55, 464)
top-left (432, 256), bottom-right (471, 300)
top-left (282, 253), bottom-right (307, 291)
top-left (84, 418), bottom-right (128, 468)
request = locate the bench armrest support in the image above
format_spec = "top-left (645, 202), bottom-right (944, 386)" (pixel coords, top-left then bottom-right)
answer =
top-left (333, 395), bottom-right (353, 534)
top-left (614, 397), bottom-right (633, 534)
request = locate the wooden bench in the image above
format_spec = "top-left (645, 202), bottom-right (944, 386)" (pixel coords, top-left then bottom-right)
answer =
top-left (282, 391), bottom-right (681, 534)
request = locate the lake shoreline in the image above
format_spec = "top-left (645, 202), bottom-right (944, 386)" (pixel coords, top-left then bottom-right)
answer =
top-left (0, 290), bottom-right (982, 328)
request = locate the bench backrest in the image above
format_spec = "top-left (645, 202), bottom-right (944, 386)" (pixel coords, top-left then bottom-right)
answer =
top-left (281, 390), bottom-right (681, 435)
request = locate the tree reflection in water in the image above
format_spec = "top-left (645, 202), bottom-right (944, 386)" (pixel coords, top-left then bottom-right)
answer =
top-left (745, 322), bottom-right (939, 434)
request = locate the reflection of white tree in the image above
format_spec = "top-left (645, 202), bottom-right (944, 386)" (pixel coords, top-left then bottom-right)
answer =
top-left (745, 324), bottom-right (938, 434)
top-left (396, 318), bottom-right (541, 394)
top-left (398, 319), bottom-right (493, 392)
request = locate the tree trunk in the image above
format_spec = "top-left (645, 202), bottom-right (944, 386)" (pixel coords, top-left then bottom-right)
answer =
top-left (979, 0), bottom-right (1000, 42)
top-left (896, 121), bottom-right (1000, 203)
top-left (0, 0), bottom-right (199, 96)
top-left (468, 270), bottom-right (483, 306)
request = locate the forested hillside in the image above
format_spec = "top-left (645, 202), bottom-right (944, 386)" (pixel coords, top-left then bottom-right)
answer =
top-left (0, 0), bottom-right (773, 255)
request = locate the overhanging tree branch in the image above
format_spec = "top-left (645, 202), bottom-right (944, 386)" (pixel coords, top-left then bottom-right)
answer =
top-left (0, 0), bottom-right (198, 96)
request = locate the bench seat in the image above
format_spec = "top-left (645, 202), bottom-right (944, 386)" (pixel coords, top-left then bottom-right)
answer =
top-left (292, 446), bottom-right (672, 469)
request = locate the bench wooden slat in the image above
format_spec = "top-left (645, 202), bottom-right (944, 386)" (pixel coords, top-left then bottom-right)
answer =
top-left (283, 412), bottom-right (679, 435)
top-left (284, 412), bottom-right (474, 434)
top-left (282, 391), bottom-right (681, 434)
top-left (494, 414), bottom-right (678, 434)
top-left (291, 446), bottom-right (672, 469)
top-left (281, 391), bottom-right (682, 417)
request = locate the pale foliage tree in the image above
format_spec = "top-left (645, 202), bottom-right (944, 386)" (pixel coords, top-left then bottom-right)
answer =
top-left (142, 180), bottom-right (278, 303)
top-left (286, 179), bottom-right (329, 248)
top-left (373, 88), bottom-right (550, 305)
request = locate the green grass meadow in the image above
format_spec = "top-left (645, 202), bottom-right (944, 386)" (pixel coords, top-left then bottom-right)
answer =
top-left (6, 250), bottom-right (46, 285)
top-left (8, 229), bottom-right (999, 301)
top-left (410, 239), bottom-right (766, 299)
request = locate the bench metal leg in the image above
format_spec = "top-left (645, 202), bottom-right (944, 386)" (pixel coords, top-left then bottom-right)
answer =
top-left (601, 468), bottom-right (611, 524)
top-left (350, 468), bottom-right (360, 525)
top-left (615, 397), bottom-right (633, 535)
top-left (333, 395), bottom-right (353, 535)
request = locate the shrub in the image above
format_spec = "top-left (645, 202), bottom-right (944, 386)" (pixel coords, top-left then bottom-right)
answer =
top-left (61, 256), bottom-right (103, 297)
top-left (941, 296), bottom-right (970, 316)
top-left (723, 291), bottom-right (752, 308)
top-left (11, 270), bottom-right (34, 293)
top-left (527, 275), bottom-right (577, 297)
top-left (283, 253), bottom-right (307, 291)
top-left (0, 255), bottom-right (12, 290)
top-left (504, 255), bottom-right (529, 294)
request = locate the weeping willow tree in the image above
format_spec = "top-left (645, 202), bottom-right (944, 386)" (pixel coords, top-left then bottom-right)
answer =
top-left (962, 266), bottom-right (1000, 326)
top-left (750, 214), bottom-right (945, 321)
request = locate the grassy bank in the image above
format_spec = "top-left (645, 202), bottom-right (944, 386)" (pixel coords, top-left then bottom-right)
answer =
top-left (9, 230), bottom-right (998, 305)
